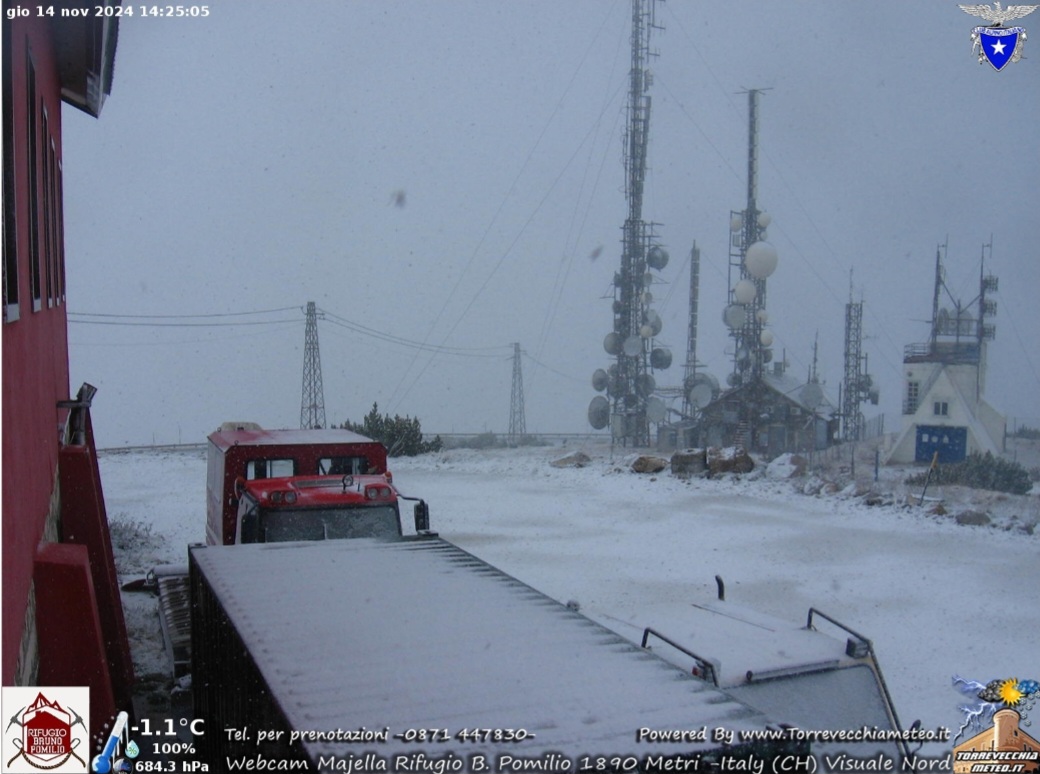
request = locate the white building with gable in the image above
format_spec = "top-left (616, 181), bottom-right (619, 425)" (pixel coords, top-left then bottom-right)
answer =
top-left (886, 246), bottom-right (1005, 464)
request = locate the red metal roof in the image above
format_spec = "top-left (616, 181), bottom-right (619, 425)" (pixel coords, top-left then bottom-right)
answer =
top-left (208, 427), bottom-right (377, 452)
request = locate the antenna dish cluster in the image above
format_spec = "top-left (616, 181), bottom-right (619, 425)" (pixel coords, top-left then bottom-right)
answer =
top-left (734, 279), bottom-right (757, 305)
top-left (723, 304), bottom-right (747, 330)
top-left (686, 372), bottom-right (720, 408)
top-left (744, 241), bottom-right (778, 279)
top-left (647, 246), bottom-right (669, 270)
top-left (801, 382), bottom-right (824, 410)
top-left (588, 395), bottom-right (610, 429)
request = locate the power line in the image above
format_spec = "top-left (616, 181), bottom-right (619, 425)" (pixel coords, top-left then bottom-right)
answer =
top-left (319, 312), bottom-right (508, 358)
top-left (67, 318), bottom-right (299, 327)
top-left (67, 306), bottom-right (300, 319)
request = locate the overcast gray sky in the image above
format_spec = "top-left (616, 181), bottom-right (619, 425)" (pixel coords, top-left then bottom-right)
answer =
top-left (61, 1), bottom-right (1040, 448)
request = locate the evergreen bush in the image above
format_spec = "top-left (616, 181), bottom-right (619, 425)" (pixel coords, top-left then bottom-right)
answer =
top-left (341, 403), bottom-right (442, 457)
top-left (905, 451), bottom-right (1031, 495)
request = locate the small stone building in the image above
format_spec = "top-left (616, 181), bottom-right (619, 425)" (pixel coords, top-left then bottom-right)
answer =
top-left (687, 370), bottom-right (838, 459)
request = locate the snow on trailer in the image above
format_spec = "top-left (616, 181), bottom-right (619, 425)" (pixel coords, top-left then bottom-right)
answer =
top-left (189, 537), bottom-right (800, 768)
top-left (637, 596), bottom-right (911, 762)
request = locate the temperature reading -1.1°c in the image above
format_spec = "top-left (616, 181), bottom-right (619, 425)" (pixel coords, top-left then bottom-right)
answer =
top-left (134, 718), bottom-right (206, 736)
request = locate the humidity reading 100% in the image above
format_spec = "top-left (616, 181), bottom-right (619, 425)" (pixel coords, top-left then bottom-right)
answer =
top-left (131, 717), bottom-right (205, 757)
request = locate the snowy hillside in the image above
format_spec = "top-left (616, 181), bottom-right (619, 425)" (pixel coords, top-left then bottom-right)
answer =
top-left (102, 440), bottom-right (1039, 755)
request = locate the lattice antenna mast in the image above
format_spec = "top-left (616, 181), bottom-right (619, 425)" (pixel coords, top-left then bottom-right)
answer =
top-left (841, 275), bottom-right (878, 442)
top-left (300, 301), bottom-right (327, 429)
top-left (681, 241), bottom-right (701, 419)
top-left (726, 88), bottom-right (777, 388)
top-left (508, 342), bottom-right (526, 441)
top-left (598, 0), bottom-right (670, 447)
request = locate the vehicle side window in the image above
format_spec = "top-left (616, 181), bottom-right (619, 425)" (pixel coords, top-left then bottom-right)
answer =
top-left (246, 458), bottom-right (295, 479)
top-left (318, 456), bottom-right (369, 475)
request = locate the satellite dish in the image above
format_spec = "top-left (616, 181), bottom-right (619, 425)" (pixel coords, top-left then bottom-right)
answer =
top-left (727, 372), bottom-right (742, 387)
top-left (689, 382), bottom-right (713, 408)
top-left (760, 329), bottom-right (774, 347)
top-left (646, 397), bottom-right (666, 423)
top-left (757, 211), bottom-right (772, 228)
top-left (587, 396), bottom-right (610, 430)
top-left (647, 246), bottom-right (669, 270)
top-left (756, 308), bottom-right (769, 324)
top-left (730, 214), bottom-right (743, 232)
top-left (636, 373), bottom-right (656, 396)
top-left (957, 309), bottom-right (975, 335)
top-left (641, 291), bottom-right (653, 304)
top-left (745, 241), bottom-right (778, 279)
top-left (801, 382), bottom-right (824, 410)
top-left (650, 347), bottom-right (672, 369)
top-left (592, 369), bottom-right (608, 392)
top-left (734, 279), bottom-right (757, 305)
top-left (645, 310), bottom-right (662, 336)
top-left (723, 304), bottom-right (747, 329)
top-left (604, 332), bottom-right (621, 355)
top-left (736, 347), bottom-right (749, 363)
top-left (623, 335), bottom-right (642, 357)
top-left (696, 372), bottom-right (720, 393)
top-left (762, 348), bottom-right (773, 363)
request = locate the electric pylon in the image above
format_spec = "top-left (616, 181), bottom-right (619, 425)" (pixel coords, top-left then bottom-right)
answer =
top-left (509, 342), bottom-right (526, 441)
top-left (300, 301), bottom-right (327, 429)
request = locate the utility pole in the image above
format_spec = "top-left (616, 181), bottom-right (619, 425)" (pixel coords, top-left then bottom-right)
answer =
top-left (300, 301), bottom-right (326, 429)
top-left (509, 342), bottom-right (526, 442)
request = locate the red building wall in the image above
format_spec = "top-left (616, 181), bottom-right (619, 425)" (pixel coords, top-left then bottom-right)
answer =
top-left (2, 12), bottom-right (73, 686)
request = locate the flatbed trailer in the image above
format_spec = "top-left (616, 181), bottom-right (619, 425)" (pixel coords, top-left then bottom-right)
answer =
top-left (189, 537), bottom-right (804, 769)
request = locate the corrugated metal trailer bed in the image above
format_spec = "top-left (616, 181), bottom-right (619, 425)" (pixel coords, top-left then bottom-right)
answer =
top-left (190, 538), bottom-right (797, 769)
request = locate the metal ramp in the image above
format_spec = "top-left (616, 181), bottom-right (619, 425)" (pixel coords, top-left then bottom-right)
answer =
top-left (153, 565), bottom-right (192, 678)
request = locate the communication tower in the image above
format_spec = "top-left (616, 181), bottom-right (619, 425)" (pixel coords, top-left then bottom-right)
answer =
top-left (509, 342), bottom-right (526, 441)
top-left (300, 301), bottom-right (326, 429)
top-left (725, 89), bottom-right (778, 388)
top-left (679, 241), bottom-right (719, 419)
top-left (588, 0), bottom-right (671, 446)
top-left (840, 279), bottom-right (879, 442)
top-left (925, 239), bottom-right (998, 400)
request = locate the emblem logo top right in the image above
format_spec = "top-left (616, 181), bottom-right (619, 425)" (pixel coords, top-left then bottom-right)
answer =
top-left (959, 2), bottom-right (1038, 69)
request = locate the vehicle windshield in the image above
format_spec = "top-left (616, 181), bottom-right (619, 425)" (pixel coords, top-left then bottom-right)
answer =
top-left (243, 505), bottom-right (401, 543)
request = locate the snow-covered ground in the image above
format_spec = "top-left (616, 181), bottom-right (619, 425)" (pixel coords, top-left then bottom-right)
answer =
top-left (102, 439), bottom-right (1039, 754)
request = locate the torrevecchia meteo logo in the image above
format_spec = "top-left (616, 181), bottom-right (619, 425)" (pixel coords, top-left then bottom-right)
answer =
top-left (952, 676), bottom-right (1040, 773)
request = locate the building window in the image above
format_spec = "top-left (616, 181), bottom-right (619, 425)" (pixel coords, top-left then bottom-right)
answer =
top-left (2, 22), bottom-right (18, 322)
top-left (934, 401), bottom-right (948, 416)
top-left (56, 160), bottom-right (64, 302)
top-left (26, 46), bottom-right (41, 313)
top-left (45, 132), bottom-right (61, 306)
top-left (42, 111), bottom-right (53, 306)
top-left (905, 381), bottom-right (920, 414)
